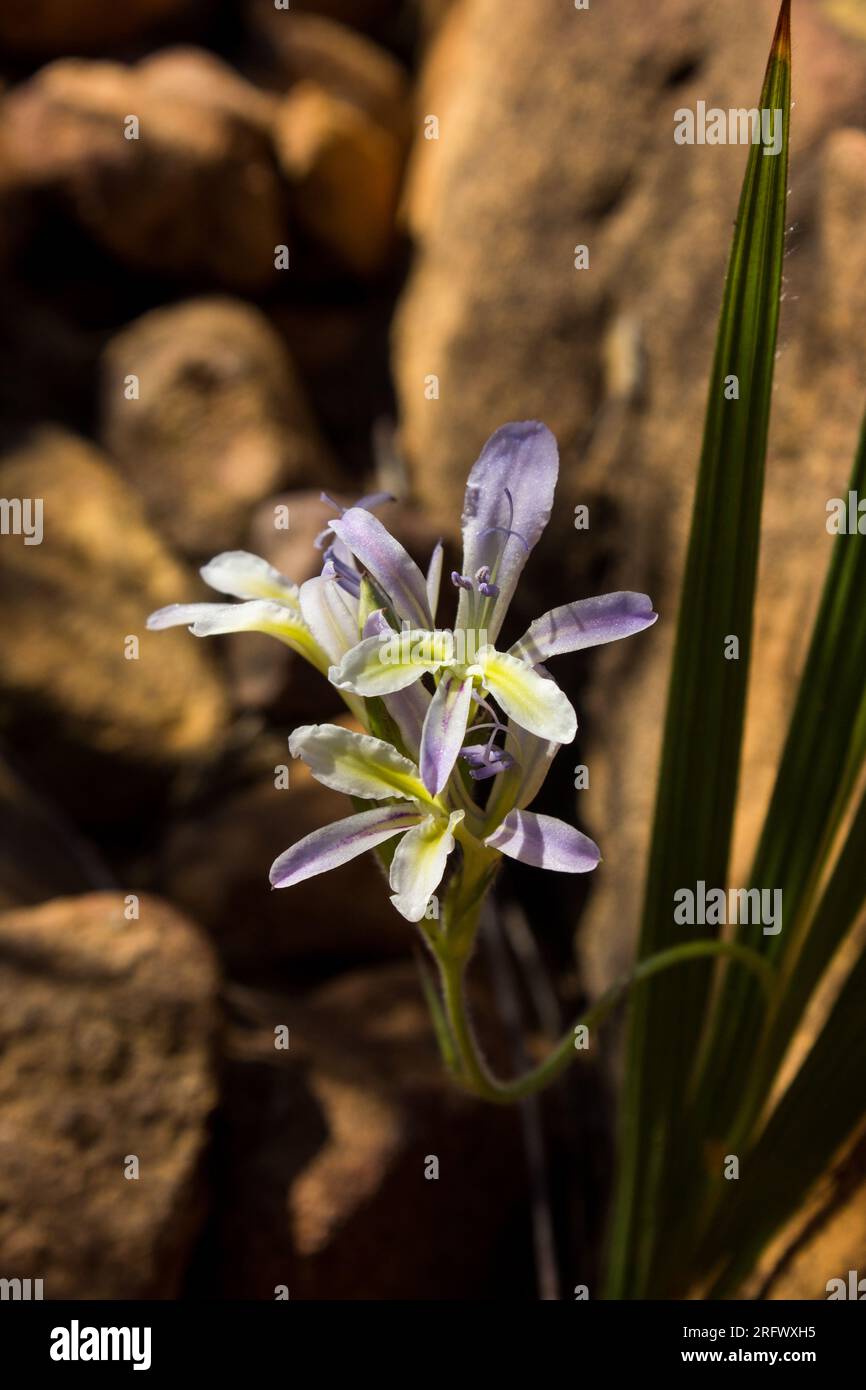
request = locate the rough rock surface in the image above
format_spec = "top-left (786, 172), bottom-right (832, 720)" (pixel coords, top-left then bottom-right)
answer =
top-left (99, 297), bottom-right (336, 557)
top-left (256, 10), bottom-right (411, 275)
top-left (274, 81), bottom-right (404, 275)
top-left (0, 893), bottom-right (219, 1299)
top-left (2, 56), bottom-right (285, 290)
top-left (0, 428), bottom-right (227, 820)
top-left (208, 962), bottom-right (527, 1299)
top-left (137, 47), bottom-right (279, 133)
top-left (249, 8), bottom-right (410, 138)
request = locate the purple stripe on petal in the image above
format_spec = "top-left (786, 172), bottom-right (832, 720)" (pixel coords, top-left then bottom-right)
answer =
top-left (457, 422), bottom-right (559, 642)
top-left (330, 508), bottom-right (432, 630)
top-left (484, 809), bottom-right (600, 873)
top-left (362, 608), bottom-right (392, 640)
top-left (420, 671), bottom-right (474, 794)
top-left (510, 592), bottom-right (658, 665)
top-left (269, 805), bottom-right (421, 888)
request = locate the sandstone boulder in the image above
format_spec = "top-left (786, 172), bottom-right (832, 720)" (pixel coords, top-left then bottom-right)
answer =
top-left (249, 8), bottom-right (410, 138)
top-left (2, 56), bottom-right (285, 291)
top-left (99, 298), bottom-right (336, 558)
top-left (274, 80), bottom-right (404, 275)
top-left (0, 428), bottom-right (228, 822)
top-left (209, 962), bottom-right (526, 1298)
top-left (0, 893), bottom-right (219, 1299)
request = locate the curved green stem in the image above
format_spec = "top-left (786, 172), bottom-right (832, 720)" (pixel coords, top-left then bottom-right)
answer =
top-left (437, 939), bottom-right (775, 1106)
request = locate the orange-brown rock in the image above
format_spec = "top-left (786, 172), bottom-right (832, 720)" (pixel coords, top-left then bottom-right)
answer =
top-left (0, 893), bottom-right (219, 1298)
top-left (99, 298), bottom-right (336, 558)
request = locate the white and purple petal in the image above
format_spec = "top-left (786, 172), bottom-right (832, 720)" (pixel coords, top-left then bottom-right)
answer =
top-left (146, 599), bottom-right (328, 670)
top-left (456, 421), bottom-right (559, 642)
top-left (426, 540), bottom-right (444, 622)
top-left (331, 629), bottom-right (454, 698)
top-left (484, 810), bottom-right (600, 873)
top-left (270, 804), bottom-right (421, 888)
top-left (476, 646), bottom-right (577, 744)
top-left (330, 507), bottom-right (432, 629)
top-left (362, 609), bottom-right (431, 758)
top-left (510, 591), bottom-right (658, 665)
top-left (299, 574), bottom-right (361, 665)
top-left (389, 810), bottom-right (464, 922)
top-left (289, 722), bottom-right (429, 804)
top-left (200, 551), bottom-right (299, 605)
top-left (147, 602), bottom-right (228, 631)
top-left (420, 671), bottom-right (474, 794)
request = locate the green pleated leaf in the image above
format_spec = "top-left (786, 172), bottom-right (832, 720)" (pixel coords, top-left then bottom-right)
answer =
top-left (698, 414), bottom-right (866, 1137)
top-left (732, 774), bottom-right (866, 1154)
top-left (604, 0), bottom-right (792, 1299)
top-left (704, 928), bottom-right (866, 1296)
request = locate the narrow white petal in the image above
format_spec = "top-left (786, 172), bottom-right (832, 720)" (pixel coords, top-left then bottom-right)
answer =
top-left (332, 630), bottom-right (455, 697)
top-left (289, 722), bottom-right (429, 804)
top-left (426, 540), bottom-right (444, 622)
top-left (147, 603), bottom-right (225, 631)
top-left (362, 609), bottom-right (431, 758)
top-left (148, 596), bottom-right (330, 675)
top-left (200, 550), bottom-right (299, 605)
top-left (477, 647), bottom-right (577, 743)
top-left (299, 574), bottom-right (361, 665)
top-left (389, 810), bottom-right (464, 922)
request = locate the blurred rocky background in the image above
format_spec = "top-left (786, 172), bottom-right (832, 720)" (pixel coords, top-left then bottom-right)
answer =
top-left (0, 0), bottom-right (864, 1299)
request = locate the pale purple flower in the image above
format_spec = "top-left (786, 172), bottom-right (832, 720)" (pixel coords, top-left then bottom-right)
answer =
top-left (329, 422), bottom-right (658, 797)
top-left (147, 421), bottom-right (657, 923)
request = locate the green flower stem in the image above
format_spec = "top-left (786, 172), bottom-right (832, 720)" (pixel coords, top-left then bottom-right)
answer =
top-left (435, 938), bottom-right (775, 1108)
top-left (441, 828), bottom-right (500, 955)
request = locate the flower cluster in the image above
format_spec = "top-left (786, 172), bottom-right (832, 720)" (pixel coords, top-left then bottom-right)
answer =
top-left (148, 422), bottom-right (657, 923)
